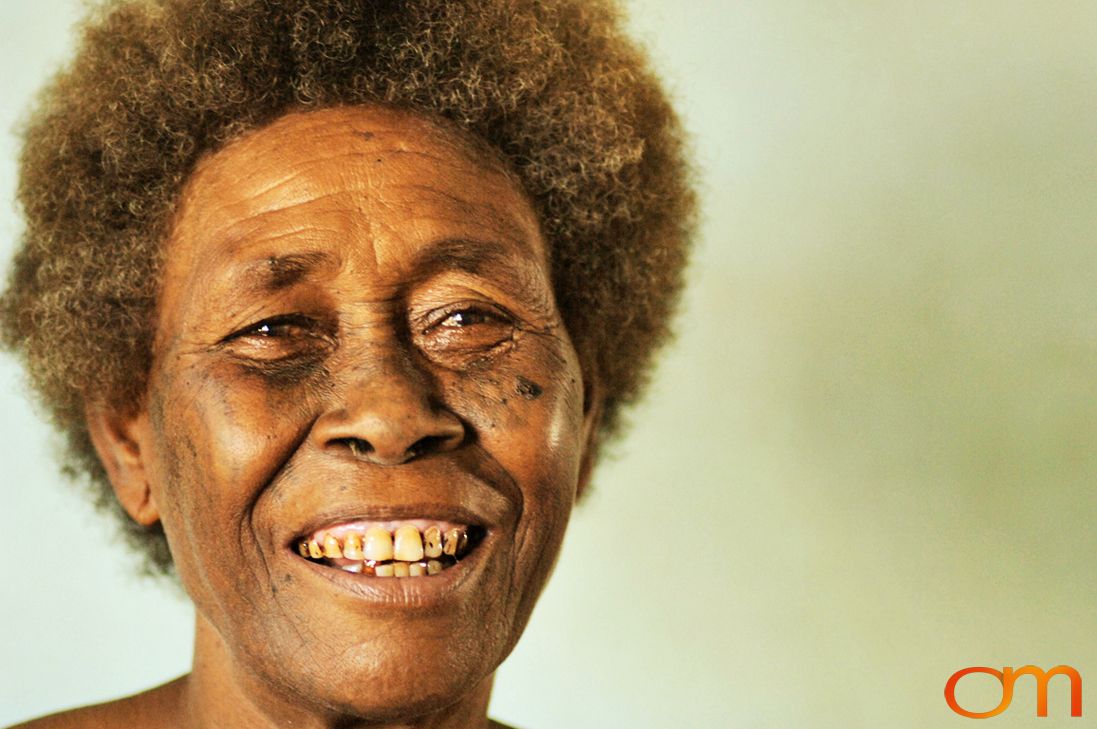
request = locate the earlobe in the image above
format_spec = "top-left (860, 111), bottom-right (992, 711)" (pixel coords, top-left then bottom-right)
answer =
top-left (85, 402), bottom-right (161, 526)
top-left (575, 374), bottom-right (603, 501)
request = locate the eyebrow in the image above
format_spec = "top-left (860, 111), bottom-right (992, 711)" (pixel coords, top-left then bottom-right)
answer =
top-left (231, 251), bottom-right (341, 296)
top-left (406, 237), bottom-right (540, 283)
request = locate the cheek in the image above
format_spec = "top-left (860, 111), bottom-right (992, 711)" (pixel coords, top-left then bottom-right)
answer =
top-left (146, 363), bottom-right (319, 584)
top-left (444, 338), bottom-right (586, 522)
top-left (437, 340), bottom-right (585, 629)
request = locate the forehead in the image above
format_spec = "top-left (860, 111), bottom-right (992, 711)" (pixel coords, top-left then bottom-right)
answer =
top-left (166, 106), bottom-right (545, 287)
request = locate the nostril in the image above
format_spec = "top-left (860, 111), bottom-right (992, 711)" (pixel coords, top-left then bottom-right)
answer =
top-left (322, 399), bottom-right (466, 464)
top-left (336, 433), bottom-right (461, 464)
top-left (405, 434), bottom-right (461, 460)
top-left (341, 437), bottom-right (374, 459)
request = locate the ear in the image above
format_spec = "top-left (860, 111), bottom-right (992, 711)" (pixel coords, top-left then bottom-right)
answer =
top-left (85, 402), bottom-right (160, 526)
top-left (576, 373), bottom-right (604, 502)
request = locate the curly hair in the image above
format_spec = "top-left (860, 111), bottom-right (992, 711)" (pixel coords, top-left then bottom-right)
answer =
top-left (0, 0), bottom-right (694, 574)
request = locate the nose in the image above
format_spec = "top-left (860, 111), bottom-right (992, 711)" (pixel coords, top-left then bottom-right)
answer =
top-left (311, 357), bottom-right (465, 466)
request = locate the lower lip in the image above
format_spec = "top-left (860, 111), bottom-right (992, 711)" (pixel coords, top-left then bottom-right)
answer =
top-left (289, 534), bottom-right (493, 608)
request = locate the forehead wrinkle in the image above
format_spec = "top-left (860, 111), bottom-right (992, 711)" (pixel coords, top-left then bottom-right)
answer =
top-left (394, 182), bottom-right (532, 231)
top-left (404, 237), bottom-right (552, 311)
top-left (189, 145), bottom-right (387, 221)
top-left (195, 156), bottom-right (370, 217)
top-left (197, 174), bottom-right (518, 247)
top-left (198, 135), bottom-right (494, 211)
top-left (187, 193), bottom-right (369, 267)
top-left (402, 211), bottom-right (535, 261)
top-left (184, 145), bottom-right (532, 260)
top-left (190, 215), bottom-right (349, 281)
top-left (367, 179), bottom-right (541, 266)
top-left (408, 237), bottom-right (524, 277)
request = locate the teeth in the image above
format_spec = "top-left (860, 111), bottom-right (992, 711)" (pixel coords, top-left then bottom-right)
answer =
top-left (363, 527), bottom-right (394, 561)
top-left (374, 562), bottom-right (394, 577)
top-left (443, 528), bottom-right (461, 556)
top-left (393, 525), bottom-right (425, 561)
top-left (423, 526), bottom-right (443, 558)
top-left (322, 534), bottom-right (343, 559)
top-left (342, 532), bottom-right (364, 560)
top-left (301, 522), bottom-right (479, 576)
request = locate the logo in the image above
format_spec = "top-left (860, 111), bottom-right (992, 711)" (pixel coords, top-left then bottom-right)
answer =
top-left (945, 665), bottom-right (1082, 718)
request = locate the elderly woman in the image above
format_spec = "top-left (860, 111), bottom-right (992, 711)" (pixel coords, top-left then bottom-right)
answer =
top-left (1, 0), bottom-right (693, 726)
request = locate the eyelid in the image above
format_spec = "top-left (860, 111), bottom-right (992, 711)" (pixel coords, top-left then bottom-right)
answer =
top-left (419, 301), bottom-right (517, 332)
top-left (223, 313), bottom-right (328, 342)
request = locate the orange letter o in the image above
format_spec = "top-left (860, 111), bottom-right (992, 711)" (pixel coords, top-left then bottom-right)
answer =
top-left (945, 666), bottom-right (1014, 719)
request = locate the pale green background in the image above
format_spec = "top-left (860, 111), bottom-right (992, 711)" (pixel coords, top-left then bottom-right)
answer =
top-left (2, 1), bottom-right (1095, 727)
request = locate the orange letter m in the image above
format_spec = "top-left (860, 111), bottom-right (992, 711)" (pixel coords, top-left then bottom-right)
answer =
top-left (1008, 665), bottom-right (1082, 718)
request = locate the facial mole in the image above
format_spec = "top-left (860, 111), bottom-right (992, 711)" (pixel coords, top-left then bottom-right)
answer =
top-left (515, 376), bottom-right (543, 400)
top-left (357, 131), bottom-right (375, 141)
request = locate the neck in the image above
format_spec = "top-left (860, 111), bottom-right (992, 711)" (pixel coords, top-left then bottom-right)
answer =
top-left (175, 611), bottom-right (496, 729)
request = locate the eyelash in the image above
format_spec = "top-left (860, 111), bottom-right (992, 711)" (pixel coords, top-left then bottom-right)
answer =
top-left (228, 313), bottom-right (321, 341)
top-left (423, 303), bottom-right (515, 332)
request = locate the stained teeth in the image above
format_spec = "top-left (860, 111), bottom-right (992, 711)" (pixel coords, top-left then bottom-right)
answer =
top-left (302, 522), bottom-right (476, 576)
top-left (443, 528), bottom-right (461, 556)
top-left (363, 527), bottom-right (394, 561)
top-left (374, 563), bottom-right (394, 577)
top-left (393, 525), bottom-right (425, 561)
top-left (322, 534), bottom-right (343, 559)
top-left (423, 526), bottom-right (443, 558)
top-left (342, 532), bottom-right (364, 560)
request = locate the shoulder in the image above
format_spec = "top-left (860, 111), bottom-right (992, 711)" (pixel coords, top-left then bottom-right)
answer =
top-left (6, 678), bottom-right (186, 729)
top-left (7, 704), bottom-right (114, 729)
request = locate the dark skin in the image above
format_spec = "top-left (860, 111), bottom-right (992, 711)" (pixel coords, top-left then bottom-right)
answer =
top-left (14, 106), bottom-right (599, 729)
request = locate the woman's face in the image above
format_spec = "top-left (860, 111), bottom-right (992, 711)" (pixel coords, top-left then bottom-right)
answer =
top-left (109, 107), bottom-right (593, 718)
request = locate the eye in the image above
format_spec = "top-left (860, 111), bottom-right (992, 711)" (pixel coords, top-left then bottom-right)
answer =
top-left (222, 313), bottom-right (333, 361)
top-left (230, 313), bottom-right (315, 339)
top-left (438, 309), bottom-right (501, 328)
top-left (417, 303), bottom-right (517, 361)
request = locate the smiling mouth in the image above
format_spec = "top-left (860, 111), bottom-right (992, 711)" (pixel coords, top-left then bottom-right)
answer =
top-left (295, 521), bottom-right (486, 577)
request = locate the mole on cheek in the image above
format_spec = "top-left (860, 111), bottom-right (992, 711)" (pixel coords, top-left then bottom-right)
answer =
top-left (515, 376), bottom-right (543, 400)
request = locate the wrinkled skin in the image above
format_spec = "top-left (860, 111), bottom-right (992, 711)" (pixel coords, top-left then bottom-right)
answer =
top-left (54, 106), bottom-right (599, 729)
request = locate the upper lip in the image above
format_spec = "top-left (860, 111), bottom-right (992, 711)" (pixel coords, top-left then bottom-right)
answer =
top-left (271, 457), bottom-right (518, 550)
top-left (286, 502), bottom-right (495, 547)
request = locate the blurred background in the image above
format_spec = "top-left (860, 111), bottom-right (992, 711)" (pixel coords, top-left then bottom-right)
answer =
top-left (3, 1), bottom-right (1096, 727)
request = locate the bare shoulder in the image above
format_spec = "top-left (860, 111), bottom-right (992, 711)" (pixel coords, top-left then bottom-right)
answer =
top-left (6, 678), bottom-right (186, 729)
